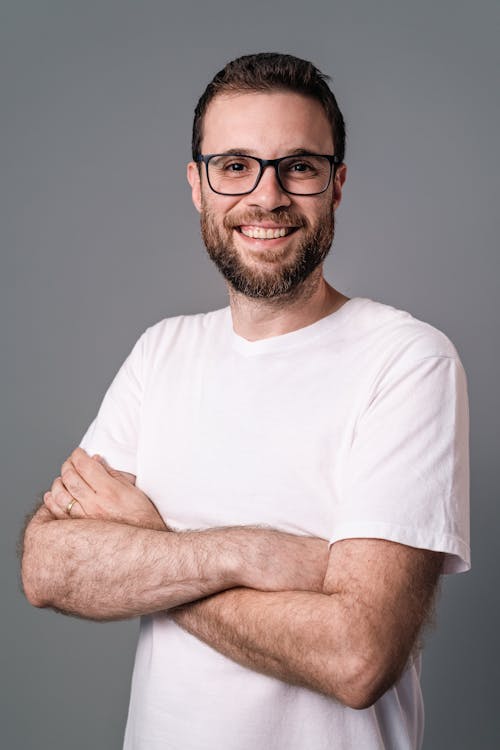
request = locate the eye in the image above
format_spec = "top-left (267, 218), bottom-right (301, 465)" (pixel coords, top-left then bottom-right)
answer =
top-left (210, 156), bottom-right (254, 173)
top-left (287, 160), bottom-right (316, 174)
top-left (280, 156), bottom-right (328, 180)
top-left (291, 161), bottom-right (312, 172)
top-left (226, 161), bottom-right (247, 172)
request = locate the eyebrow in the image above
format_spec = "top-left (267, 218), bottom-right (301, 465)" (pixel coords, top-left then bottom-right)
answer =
top-left (213, 147), bottom-right (325, 157)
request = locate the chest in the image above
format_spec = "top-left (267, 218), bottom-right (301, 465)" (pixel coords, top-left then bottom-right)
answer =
top-left (136, 347), bottom-right (365, 538)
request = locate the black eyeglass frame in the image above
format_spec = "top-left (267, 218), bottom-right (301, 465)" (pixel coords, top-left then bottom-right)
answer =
top-left (196, 153), bottom-right (342, 196)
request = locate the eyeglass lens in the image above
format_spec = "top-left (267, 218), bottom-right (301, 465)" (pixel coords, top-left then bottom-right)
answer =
top-left (207, 155), bottom-right (332, 195)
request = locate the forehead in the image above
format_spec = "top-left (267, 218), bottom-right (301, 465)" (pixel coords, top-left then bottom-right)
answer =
top-left (201, 91), bottom-right (334, 156)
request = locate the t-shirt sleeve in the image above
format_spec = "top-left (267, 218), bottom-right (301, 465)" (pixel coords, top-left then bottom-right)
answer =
top-left (79, 333), bottom-right (145, 476)
top-left (331, 354), bottom-right (470, 574)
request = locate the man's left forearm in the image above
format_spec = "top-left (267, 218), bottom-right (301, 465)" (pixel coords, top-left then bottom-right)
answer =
top-left (171, 586), bottom-right (364, 705)
top-left (171, 538), bottom-right (443, 710)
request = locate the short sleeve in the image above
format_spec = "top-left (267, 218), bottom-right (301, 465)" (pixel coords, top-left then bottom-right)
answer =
top-left (331, 354), bottom-right (470, 573)
top-left (79, 333), bottom-right (145, 475)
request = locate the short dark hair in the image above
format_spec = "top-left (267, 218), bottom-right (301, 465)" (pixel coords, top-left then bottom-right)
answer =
top-left (192, 52), bottom-right (346, 164)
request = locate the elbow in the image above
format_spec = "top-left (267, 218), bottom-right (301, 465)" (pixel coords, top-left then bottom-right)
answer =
top-left (22, 576), bottom-right (47, 609)
top-left (20, 528), bottom-right (51, 609)
top-left (329, 652), bottom-right (401, 710)
top-left (21, 560), bottom-right (48, 608)
top-left (340, 681), bottom-right (390, 712)
top-left (21, 548), bottom-right (49, 608)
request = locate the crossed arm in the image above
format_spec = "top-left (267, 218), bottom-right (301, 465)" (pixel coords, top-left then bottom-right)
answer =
top-left (21, 448), bottom-right (443, 709)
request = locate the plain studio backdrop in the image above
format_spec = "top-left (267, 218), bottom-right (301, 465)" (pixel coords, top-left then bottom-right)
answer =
top-left (1, 1), bottom-right (498, 748)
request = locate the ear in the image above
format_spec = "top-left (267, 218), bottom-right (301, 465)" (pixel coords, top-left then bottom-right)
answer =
top-left (187, 161), bottom-right (202, 213)
top-left (332, 163), bottom-right (347, 211)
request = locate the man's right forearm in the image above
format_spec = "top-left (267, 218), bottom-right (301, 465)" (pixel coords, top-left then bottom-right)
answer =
top-left (21, 507), bottom-right (328, 621)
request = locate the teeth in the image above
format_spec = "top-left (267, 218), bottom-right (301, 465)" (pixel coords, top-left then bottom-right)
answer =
top-left (240, 226), bottom-right (291, 239)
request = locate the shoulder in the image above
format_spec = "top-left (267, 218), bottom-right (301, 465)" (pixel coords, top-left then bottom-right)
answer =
top-left (350, 297), bottom-right (461, 363)
top-left (132, 306), bottom-right (230, 366)
top-left (142, 306), bottom-right (229, 343)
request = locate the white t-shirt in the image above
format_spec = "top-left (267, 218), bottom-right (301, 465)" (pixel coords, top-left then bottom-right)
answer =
top-left (81, 297), bottom-right (470, 750)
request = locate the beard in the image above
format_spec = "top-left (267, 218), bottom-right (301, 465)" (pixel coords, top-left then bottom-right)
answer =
top-left (200, 201), bottom-right (335, 299)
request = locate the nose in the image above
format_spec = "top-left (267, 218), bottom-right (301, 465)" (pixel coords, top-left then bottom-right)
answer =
top-left (247, 164), bottom-right (292, 211)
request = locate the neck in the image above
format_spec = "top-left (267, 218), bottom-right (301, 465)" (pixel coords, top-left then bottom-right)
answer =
top-left (228, 267), bottom-right (349, 341)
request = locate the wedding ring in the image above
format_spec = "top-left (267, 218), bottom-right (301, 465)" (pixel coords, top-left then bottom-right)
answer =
top-left (66, 498), bottom-right (78, 516)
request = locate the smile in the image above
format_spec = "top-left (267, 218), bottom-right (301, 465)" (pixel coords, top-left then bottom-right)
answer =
top-left (237, 225), bottom-right (297, 240)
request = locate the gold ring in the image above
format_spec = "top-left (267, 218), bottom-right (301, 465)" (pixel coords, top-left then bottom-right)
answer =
top-left (66, 498), bottom-right (77, 515)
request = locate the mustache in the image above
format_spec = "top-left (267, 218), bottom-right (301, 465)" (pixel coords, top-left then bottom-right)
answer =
top-left (223, 208), bottom-right (307, 230)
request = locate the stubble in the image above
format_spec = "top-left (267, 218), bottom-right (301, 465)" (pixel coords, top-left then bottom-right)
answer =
top-left (200, 202), bottom-right (335, 300)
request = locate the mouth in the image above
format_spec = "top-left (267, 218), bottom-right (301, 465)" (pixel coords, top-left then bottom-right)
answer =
top-left (236, 225), bottom-right (299, 240)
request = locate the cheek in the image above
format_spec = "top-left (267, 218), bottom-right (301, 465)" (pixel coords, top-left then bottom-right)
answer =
top-left (200, 185), bottom-right (240, 213)
top-left (311, 197), bottom-right (334, 226)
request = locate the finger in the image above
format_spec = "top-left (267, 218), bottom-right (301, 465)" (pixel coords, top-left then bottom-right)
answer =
top-left (60, 463), bottom-right (95, 505)
top-left (64, 498), bottom-right (87, 519)
top-left (43, 491), bottom-right (63, 519)
top-left (37, 498), bottom-right (57, 522)
top-left (61, 454), bottom-right (95, 482)
top-left (49, 477), bottom-right (85, 519)
top-left (60, 458), bottom-right (73, 476)
top-left (117, 470), bottom-right (137, 486)
top-left (49, 477), bottom-right (73, 517)
top-left (91, 454), bottom-right (121, 479)
top-left (61, 448), bottom-right (92, 478)
top-left (70, 447), bottom-right (117, 493)
top-left (50, 477), bottom-right (87, 518)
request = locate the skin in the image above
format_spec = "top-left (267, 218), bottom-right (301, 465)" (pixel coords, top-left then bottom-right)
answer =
top-left (24, 450), bottom-right (329, 618)
top-left (187, 91), bottom-right (350, 340)
top-left (21, 90), bottom-right (444, 710)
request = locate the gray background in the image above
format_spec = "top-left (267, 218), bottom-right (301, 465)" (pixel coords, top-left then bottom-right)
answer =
top-left (1, 1), bottom-right (498, 747)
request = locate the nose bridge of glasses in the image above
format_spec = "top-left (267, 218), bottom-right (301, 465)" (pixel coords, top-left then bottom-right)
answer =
top-left (254, 157), bottom-right (287, 193)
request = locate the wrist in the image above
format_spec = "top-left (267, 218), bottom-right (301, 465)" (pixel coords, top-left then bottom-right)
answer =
top-left (222, 527), bottom-right (273, 590)
top-left (206, 527), bottom-right (261, 590)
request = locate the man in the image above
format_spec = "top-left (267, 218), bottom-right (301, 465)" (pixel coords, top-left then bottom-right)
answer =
top-left (21, 53), bottom-right (470, 749)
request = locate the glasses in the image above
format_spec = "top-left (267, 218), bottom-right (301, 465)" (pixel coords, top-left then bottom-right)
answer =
top-left (197, 153), bottom-right (341, 196)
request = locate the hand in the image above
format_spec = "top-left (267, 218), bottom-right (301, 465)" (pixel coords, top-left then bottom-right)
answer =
top-left (43, 448), bottom-right (169, 531)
